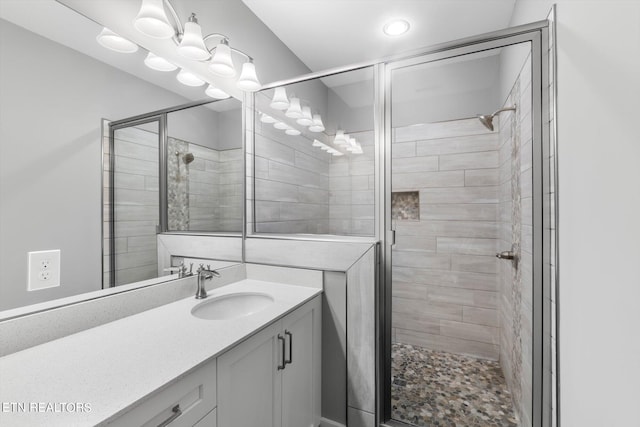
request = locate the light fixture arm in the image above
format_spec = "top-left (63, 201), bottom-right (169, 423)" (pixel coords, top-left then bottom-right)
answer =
top-left (202, 35), bottom-right (253, 62)
top-left (161, 0), bottom-right (184, 41)
top-left (491, 105), bottom-right (517, 116)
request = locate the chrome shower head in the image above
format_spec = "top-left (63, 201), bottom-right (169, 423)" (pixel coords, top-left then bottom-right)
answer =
top-left (478, 114), bottom-right (495, 131)
top-left (477, 105), bottom-right (517, 132)
top-left (183, 153), bottom-right (195, 164)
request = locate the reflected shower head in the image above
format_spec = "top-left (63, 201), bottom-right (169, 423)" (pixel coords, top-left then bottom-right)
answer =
top-left (183, 153), bottom-right (195, 164)
top-left (477, 105), bottom-right (517, 131)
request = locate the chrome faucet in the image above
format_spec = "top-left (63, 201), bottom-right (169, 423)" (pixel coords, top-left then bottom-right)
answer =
top-left (196, 266), bottom-right (220, 299)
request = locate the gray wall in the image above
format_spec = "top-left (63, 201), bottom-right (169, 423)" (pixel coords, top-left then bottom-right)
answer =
top-left (0, 20), bottom-right (191, 310)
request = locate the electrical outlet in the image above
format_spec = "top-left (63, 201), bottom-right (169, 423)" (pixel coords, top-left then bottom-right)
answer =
top-left (28, 250), bottom-right (60, 291)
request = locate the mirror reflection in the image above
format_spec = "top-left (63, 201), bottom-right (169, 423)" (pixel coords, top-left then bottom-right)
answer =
top-left (0, 2), bottom-right (243, 312)
top-left (251, 67), bottom-right (376, 236)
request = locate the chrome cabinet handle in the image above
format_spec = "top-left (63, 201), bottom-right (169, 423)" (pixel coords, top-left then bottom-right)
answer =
top-left (284, 330), bottom-right (293, 366)
top-left (157, 404), bottom-right (182, 427)
top-left (277, 334), bottom-right (286, 370)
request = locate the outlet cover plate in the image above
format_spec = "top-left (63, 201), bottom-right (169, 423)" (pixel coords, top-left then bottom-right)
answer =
top-left (28, 250), bottom-right (60, 291)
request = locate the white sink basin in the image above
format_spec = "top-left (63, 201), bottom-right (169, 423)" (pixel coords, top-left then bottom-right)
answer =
top-left (191, 292), bottom-right (274, 320)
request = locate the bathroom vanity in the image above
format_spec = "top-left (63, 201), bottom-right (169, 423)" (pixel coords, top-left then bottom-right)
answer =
top-left (0, 280), bottom-right (321, 427)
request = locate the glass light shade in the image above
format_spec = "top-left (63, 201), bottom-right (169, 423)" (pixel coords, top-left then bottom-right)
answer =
top-left (312, 139), bottom-right (323, 147)
top-left (285, 97), bottom-right (303, 119)
top-left (144, 52), bottom-right (177, 71)
top-left (285, 128), bottom-right (301, 136)
top-left (260, 113), bottom-right (277, 124)
top-left (296, 106), bottom-right (313, 126)
top-left (332, 150), bottom-right (345, 156)
top-left (205, 84), bottom-right (230, 99)
top-left (334, 130), bottom-right (348, 146)
top-left (348, 137), bottom-right (358, 149)
top-left (178, 20), bottom-right (210, 61)
top-left (270, 87), bottom-right (289, 110)
top-left (308, 114), bottom-right (325, 132)
top-left (96, 28), bottom-right (138, 53)
top-left (176, 69), bottom-right (205, 87)
top-left (209, 42), bottom-right (236, 77)
top-left (134, 0), bottom-right (174, 39)
top-left (274, 121), bottom-right (288, 130)
top-left (237, 62), bottom-right (261, 91)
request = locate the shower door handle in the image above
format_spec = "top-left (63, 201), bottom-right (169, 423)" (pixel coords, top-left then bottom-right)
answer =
top-left (496, 251), bottom-right (516, 260)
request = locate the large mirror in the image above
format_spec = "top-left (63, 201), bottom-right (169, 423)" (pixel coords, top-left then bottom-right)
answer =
top-left (0, 2), bottom-right (243, 312)
top-left (250, 67), bottom-right (376, 237)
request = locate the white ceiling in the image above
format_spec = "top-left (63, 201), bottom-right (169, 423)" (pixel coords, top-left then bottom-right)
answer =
top-left (242, 0), bottom-right (517, 72)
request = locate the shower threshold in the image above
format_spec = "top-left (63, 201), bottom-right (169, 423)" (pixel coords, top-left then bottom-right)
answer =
top-left (391, 343), bottom-right (519, 427)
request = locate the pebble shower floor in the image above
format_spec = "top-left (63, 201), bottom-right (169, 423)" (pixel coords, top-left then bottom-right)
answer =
top-left (391, 343), bottom-right (519, 427)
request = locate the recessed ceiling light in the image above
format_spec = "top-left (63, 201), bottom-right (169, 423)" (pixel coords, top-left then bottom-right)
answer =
top-left (383, 20), bottom-right (410, 36)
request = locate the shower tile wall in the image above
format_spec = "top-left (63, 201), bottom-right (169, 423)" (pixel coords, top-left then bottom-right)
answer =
top-left (184, 143), bottom-right (219, 231)
top-left (253, 123), bottom-right (330, 234)
top-left (216, 149), bottom-right (244, 231)
top-left (391, 118), bottom-right (501, 360)
top-left (167, 139), bottom-right (243, 232)
top-left (498, 52), bottom-right (533, 427)
top-left (103, 125), bottom-right (159, 286)
top-left (328, 130), bottom-right (375, 236)
top-left (168, 137), bottom-right (191, 230)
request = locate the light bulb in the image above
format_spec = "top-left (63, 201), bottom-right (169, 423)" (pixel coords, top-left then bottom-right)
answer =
top-left (177, 16), bottom-right (210, 61)
top-left (285, 128), bottom-right (301, 136)
top-left (205, 84), bottom-right (230, 99)
top-left (144, 52), bottom-right (177, 71)
top-left (296, 106), bottom-right (313, 126)
top-left (270, 87), bottom-right (289, 110)
top-left (209, 41), bottom-right (236, 77)
top-left (309, 114), bottom-right (325, 132)
top-left (176, 69), bottom-right (205, 87)
top-left (260, 113), bottom-right (277, 124)
top-left (274, 121), bottom-right (288, 130)
top-left (96, 28), bottom-right (138, 53)
top-left (134, 0), bottom-right (174, 39)
top-left (285, 97), bottom-right (302, 119)
top-left (237, 61), bottom-right (261, 91)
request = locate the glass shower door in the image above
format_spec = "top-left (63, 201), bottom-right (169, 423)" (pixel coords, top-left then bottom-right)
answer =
top-left (385, 39), bottom-right (537, 427)
top-left (106, 117), bottom-right (164, 287)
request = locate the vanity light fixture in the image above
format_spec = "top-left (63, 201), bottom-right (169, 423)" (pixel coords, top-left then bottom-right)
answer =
top-left (205, 84), bottom-right (230, 99)
top-left (144, 52), bottom-right (177, 71)
top-left (96, 28), bottom-right (138, 53)
top-left (296, 106), bottom-right (314, 126)
top-left (237, 59), bottom-right (261, 91)
top-left (209, 39), bottom-right (236, 77)
top-left (308, 114), bottom-right (325, 132)
top-left (129, 0), bottom-right (261, 91)
top-left (259, 113), bottom-right (277, 124)
top-left (334, 130), bottom-right (348, 146)
top-left (274, 121), bottom-right (289, 130)
top-left (285, 97), bottom-right (303, 119)
top-left (177, 14), bottom-right (209, 61)
top-left (176, 68), bottom-right (206, 86)
top-left (134, 0), bottom-right (175, 39)
top-left (313, 139), bottom-right (344, 156)
top-left (285, 128), bottom-right (301, 136)
top-left (270, 87), bottom-right (290, 110)
top-left (383, 19), bottom-right (410, 36)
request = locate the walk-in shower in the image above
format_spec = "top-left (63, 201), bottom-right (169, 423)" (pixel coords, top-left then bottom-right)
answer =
top-left (478, 106), bottom-right (518, 131)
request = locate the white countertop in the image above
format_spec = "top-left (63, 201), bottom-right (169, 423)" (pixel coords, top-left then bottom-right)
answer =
top-left (0, 280), bottom-right (321, 426)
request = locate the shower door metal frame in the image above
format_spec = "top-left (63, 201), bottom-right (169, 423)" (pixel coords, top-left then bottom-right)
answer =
top-left (107, 114), bottom-right (167, 288)
top-left (379, 24), bottom-right (551, 427)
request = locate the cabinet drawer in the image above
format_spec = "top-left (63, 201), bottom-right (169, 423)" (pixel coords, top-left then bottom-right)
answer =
top-left (194, 408), bottom-right (216, 427)
top-left (107, 359), bottom-right (216, 427)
